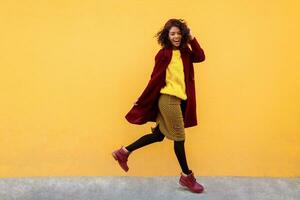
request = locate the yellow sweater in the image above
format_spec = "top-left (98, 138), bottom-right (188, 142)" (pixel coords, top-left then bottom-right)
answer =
top-left (160, 49), bottom-right (187, 100)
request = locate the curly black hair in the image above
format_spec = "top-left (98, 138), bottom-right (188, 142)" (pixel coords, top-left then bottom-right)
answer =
top-left (154, 18), bottom-right (191, 49)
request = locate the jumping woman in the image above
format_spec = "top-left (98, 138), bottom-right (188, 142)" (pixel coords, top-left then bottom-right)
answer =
top-left (112, 18), bottom-right (206, 193)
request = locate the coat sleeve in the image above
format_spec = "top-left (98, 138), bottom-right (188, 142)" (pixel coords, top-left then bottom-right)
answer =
top-left (151, 49), bottom-right (165, 78)
top-left (134, 49), bottom-right (166, 106)
top-left (189, 37), bottom-right (205, 63)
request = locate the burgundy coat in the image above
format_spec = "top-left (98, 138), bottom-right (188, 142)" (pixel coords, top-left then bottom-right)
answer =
top-left (125, 37), bottom-right (205, 128)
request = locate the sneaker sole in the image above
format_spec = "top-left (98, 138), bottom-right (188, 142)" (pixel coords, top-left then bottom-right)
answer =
top-left (179, 180), bottom-right (203, 193)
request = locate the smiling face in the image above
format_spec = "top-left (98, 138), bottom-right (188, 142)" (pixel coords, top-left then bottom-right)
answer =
top-left (168, 26), bottom-right (182, 49)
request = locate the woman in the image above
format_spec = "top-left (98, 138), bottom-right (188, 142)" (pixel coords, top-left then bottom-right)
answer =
top-left (112, 18), bottom-right (206, 193)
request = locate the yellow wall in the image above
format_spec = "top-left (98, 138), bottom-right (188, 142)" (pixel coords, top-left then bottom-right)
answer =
top-left (0, 0), bottom-right (299, 178)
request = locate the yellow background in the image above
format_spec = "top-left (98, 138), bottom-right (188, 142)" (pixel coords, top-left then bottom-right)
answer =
top-left (0, 0), bottom-right (299, 178)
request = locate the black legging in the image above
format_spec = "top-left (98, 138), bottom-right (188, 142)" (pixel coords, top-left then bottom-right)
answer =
top-left (125, 125), bottom-right (192, 175)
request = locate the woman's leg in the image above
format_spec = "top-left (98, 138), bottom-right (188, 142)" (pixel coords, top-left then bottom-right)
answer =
top-left (125, 125), bottom-right (165, 153)
top-left (174, 140), bottom-right (192, 175)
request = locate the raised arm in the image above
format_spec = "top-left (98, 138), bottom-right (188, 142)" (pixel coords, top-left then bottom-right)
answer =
top-left (188, 31), bottom-right (205, 63)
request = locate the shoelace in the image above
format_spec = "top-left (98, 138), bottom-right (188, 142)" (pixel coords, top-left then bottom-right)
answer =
top-left (189, 174), bottom-right (196, 182)
top-left (183, 173), bottom-right (196, 182)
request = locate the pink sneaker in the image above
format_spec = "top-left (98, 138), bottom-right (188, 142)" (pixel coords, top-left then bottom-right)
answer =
top-left (179, 171), bottom-right (204, 193)
top-left (112, 146), bottom-right (131, 172)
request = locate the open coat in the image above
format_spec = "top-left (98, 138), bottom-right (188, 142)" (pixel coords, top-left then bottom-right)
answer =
top-left (125, 37), bottom-right (205, 128)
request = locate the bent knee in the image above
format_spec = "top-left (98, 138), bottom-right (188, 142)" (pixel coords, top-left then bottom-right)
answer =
top-left (156, 134), bottom-right (165, 141)
top-left (156, 128), bottom-right (165, 141)
top-left (152, 125), bottom-right (165, 141)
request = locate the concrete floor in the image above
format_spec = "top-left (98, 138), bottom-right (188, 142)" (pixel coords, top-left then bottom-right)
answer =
top-left (0, 176), bottom-right (299, 200)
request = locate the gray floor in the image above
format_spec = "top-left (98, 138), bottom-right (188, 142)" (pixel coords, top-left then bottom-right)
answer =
top-left (0, 176), bottom-right (299, 200)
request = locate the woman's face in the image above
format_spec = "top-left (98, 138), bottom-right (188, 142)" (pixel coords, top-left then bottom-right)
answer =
top-left (168, 26), bottom-right (182, 48)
